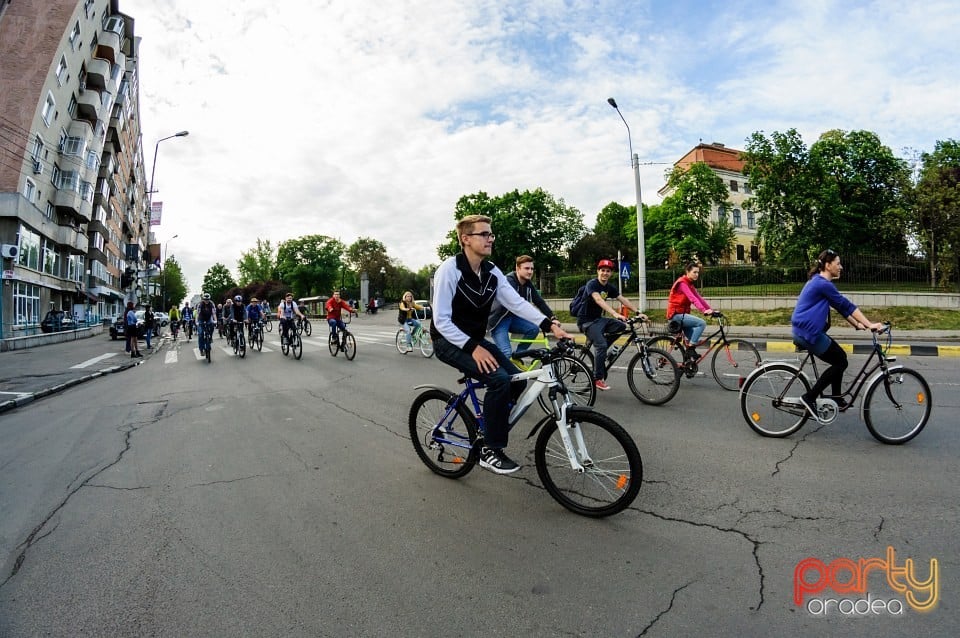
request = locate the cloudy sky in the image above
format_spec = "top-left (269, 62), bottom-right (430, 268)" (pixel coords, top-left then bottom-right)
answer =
top-left (122, 0), bottom-right (959, 296)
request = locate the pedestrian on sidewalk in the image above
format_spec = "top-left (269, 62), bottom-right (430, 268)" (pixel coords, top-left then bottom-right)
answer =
top-left (144, 304), bottom-right (154, 350)
top-left (124, 301), bottom-right (142, 358)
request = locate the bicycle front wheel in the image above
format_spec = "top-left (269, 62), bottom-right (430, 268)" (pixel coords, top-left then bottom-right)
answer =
top-left (419, 332), bottom-right (434, 358)
top-left (711, 338), bottom-right (761, 391)
top-left (863, 367), bottom-right (931, 444)
top-left (281, 334), bottom-right (289, 356)
top-left (254, 330), bottom-right (262, 352)
top-left (238, 333), bottom-right (246, 358)
top-left (265, 318), bottom-right (273, 332)
top-left (740, 363), bottom-right (810, 437)
top-left (535, 408), bottom-right (642, 517)
top-left (395, 330), bottom-right (409, 354)
top-left (304, 319), bottom-right (312, 337)
top-left (293, 333), bottom-right (303, 360)
top-left (627, 347), bottom-right (681, 405)
top-left (408, 389), bottom-right (479, 478)
top-left (343, 332), bottom-right (356, 360)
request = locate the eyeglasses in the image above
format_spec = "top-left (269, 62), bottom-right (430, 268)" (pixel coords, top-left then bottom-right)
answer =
top-left (466, 231), bottom-right (496, 240)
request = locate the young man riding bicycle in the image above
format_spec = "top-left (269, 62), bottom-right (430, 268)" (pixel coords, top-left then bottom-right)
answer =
top-left (577, 259), bottom-right (644, 392)
top-left (431, 214), bottom-right (570, 475)
top-left (487, 254), bottom-right (558, 361)
top-left (326, 290), bottom-right (355, 344)
top-left (246, 296), bottom-right (264, 340)
top-left (277, 293), bottom-right (305, 345)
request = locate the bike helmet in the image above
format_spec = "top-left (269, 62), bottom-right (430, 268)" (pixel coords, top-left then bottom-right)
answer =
top-left (234, 295), bottom-right (243, 303)
top-left (202, 292), bottom-right (211, 300)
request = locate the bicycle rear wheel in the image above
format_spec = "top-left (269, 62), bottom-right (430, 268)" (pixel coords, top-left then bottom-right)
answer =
top-left (304, 319), bottom-right (312, 337)
top-left (409, 389), bottom-right (479, 478)
top-left (293, 333), bottom-right (303, 360)
top-left (571, 343), bottom-right (595, 375)
top-left (863, 367), bottom-right (931, 444)
top-left (343, 332), bottom-right (356, 360)
top-left (265, 318), bottom-right (273, 332)
top-left (740, 363), bottom-right (810, 437)
top-left (419, 332), bottom-right (434, 358)
top-left (328, 332), bottom-right (338, 356)
top-left (627, 347), bottom-right (681, 405)
top-left (711, 338), bottom-right (761, 391)
top-left (534, 408), bottom-right (642, 517)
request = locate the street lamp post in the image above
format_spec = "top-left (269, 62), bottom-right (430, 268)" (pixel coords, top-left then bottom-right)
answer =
top-left (607, 98), bottom-right (646, 311)
top-left (162, 234), bottom-right (178, 311)
top-left (147, 130), bottom-right (188, 310)
top-left (379, 266), bottom-right (386, 302)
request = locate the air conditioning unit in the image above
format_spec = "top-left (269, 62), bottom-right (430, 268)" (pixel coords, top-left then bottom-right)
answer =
top-left (1, 244), bottom-right (19, 259)
top-left (32, 160), bottom-right (43, 175)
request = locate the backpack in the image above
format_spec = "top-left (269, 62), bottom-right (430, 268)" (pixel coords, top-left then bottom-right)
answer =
top-left (569, 285), bottom-right (589, 319)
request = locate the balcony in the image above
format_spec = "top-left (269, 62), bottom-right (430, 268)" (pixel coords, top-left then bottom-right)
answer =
top-left (75, 89), bottom-right (102, 127)
top-left (96, 30), bottom-right (121, 65)
top-left (55, 187), bottom-right (91, 224)
top-left (85, 57), bottom-right (110, 89)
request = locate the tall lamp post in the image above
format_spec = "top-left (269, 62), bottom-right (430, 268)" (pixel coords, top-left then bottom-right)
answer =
top-left (147, 130), bottom-right (188, 310)
top-left (162, 234), bottom-right (178, 311)
top-left (379, 266), bottom-right (386, 302)
top-left (607, 98), bottom-right (646, 311)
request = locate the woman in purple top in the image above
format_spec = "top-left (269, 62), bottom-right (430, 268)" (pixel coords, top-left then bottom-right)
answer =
top-left (791, 249), bottom-right (883, 415)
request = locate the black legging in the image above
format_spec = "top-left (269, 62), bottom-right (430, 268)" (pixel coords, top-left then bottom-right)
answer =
top-left (808, 338), bottom-right (848, 398)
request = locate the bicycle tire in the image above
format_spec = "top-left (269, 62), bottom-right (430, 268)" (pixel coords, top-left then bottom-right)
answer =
top-left (304, 319), bottom-right (312, 337)
top-left (626, 347), bottom-right (681, 405)
top-left (254, 329), bottom-right (262, 352)
top-left (571, 343), bottom-right (595, 375)
top-left (408, 389), bottom-right (479, 478)
top-left (395, 330), bottom-right (409, 354)
top-left (419, 331), bottom-right (434, 358)
top-left (206, 347), bottom-right (211, 362)
top-left (328, 332), bottom-right (338, 356)
top-left (343, 332), bottom-right (356, 360)
top-left (711, 338), bottom-right (761, 391)
top-left (239, 333), bottom-right (246, 358)
top-left (740, 363), bottom-right (811, 437)
top-left (293, 333), bottom-right (303, 360)
top-left (534, 407), bottom-right (642, 517)
top-left (863, 367), bottom-right (931, 444)
top-left (281, 333), bottom-right (290, 356)
top-left (536, 355), bottom-right (596, 414)
top-left (265, 319), bottom-right (273, 332)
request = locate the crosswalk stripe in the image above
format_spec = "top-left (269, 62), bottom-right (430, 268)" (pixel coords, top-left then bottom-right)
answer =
top-left (165, 351), bottom-right (178, 364)
top-left (71, 352), bottom-right (119, 369)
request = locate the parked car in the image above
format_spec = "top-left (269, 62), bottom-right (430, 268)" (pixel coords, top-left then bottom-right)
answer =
top-left (414, 300), bottom-right (432, 320)
top-left (40, 309), bottom-right (76, 333)
top-left (153, 311), bottom-right (170, 327)
top-left (109, 310), bottom-right (147, 340)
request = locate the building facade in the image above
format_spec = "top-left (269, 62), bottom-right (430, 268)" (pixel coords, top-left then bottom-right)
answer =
top-left (658, 142), bottom-right (761, 265)
top-left (0, 0), bottom-right (147, 338)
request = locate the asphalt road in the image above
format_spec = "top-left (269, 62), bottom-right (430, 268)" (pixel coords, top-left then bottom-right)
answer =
top-left (0, 313), bottom-right (957, 636)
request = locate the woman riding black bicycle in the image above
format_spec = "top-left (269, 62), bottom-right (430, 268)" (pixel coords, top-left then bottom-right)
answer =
top-left (792, 249), bottom-right (884, 415)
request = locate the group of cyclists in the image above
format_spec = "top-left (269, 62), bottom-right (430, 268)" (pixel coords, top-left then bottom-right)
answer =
top-left (161, 290), bottom-right (363, 356)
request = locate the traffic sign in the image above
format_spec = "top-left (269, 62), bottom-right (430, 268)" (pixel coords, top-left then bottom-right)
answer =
top-left (620, 261), bottom-right (631, 280)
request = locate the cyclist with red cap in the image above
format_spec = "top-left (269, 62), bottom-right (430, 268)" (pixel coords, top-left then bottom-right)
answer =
top-left (578, 259), bottom-right (643, 391)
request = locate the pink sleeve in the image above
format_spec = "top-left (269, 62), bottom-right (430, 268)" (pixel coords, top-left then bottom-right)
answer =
top-left (677, 280), bottom-right (712, 313)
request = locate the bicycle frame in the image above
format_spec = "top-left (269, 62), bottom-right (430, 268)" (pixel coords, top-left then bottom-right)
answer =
top-left (580, 316), bottom-right (652, 369)
top-left (413, 353), bottom-right (588, 471)
top-left (666, 315), bottom-right (730, 362)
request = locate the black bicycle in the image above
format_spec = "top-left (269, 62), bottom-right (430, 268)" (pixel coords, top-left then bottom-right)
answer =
top-left (646, 312), bottom-right (761, 391)
top-left (296, 315), bottom-right (312, 337)
top-left (573, 316), bottom-right (681, 406)
top-left (328, 323), bottom-right (356, 360)
top-left (230, 319), bottom-right (246, 358)
top-left (249, 320), bottom-right (264, 352)
top-left (739, 323), bottom-right (931, 444)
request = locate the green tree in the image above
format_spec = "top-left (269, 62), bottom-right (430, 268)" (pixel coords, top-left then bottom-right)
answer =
top-left (276, 235), bottom-right (345, 298)
top-left (202, 263), bottom-right (236, 302)
top-left (438, 188), bottom-right (587, 274)
top-left (158, 256), bottom-right (188, 311)
top-left (912, 139), bottom-right (960, 288)
top-left (641, 162), bottom-right (731, 265)
top-left (237, 238), bottom-right (276, 285)
top-left (346, 237), bottom-right (390, 286)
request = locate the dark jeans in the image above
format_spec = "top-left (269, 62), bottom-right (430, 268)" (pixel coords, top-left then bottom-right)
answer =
top-left (581, 317), bottom-right (626, 381)
top-left (795, 332), bottom-right (848, 398)
top-left (433, 335), bottom-right (524, 450)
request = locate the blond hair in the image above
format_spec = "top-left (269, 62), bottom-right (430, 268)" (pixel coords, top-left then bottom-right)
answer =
top-left (456, 215), bottom-right (491, 247)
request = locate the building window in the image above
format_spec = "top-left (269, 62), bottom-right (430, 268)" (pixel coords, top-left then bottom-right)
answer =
top-left (42, 239), bottom-right (59, 275)
top-left (45, 201), bottom-right (55, 220)
top-left (13, 282), bottom-right (41, 327)
top-left (62, 135), bottom-right (85, 156)
top-left (103, 15), bottom-right (124, 38)
top-left (747, 210), bottom-right (756, 229)
top-left (736, 244), bottom-right (745, 261)
top-left (69, 21), bottom-right (81, 49)
top-left (41, 93), bottom-right (56, 126)
top-left (717, 205), bottom-right (727, 224)
top-left (58, 170), bottom-right (81, 193)
top-left (55, 56), bottom-right (68, 84)
top-left (729, 180), bottom-right (738, 192)
top-left (31, 135), bottom-right (45, 160)
top-left (744, 182), bottom-right (752, 195)
top-left (67, 94), bottom-right (78, 117)
top-left (84, 0), bottom-right (95, 19)
top-left (17, 225), bottom-right (41, 270)
top-left (750, 244), bottom-right (760, 262)
top-left (24, 178), bottom-right (38, 205)
top-left (732, 208), bottom-right (742, 227)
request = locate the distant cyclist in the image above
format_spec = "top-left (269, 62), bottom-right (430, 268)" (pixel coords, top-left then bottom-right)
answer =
top-left (277, 292), bottom-right (305, 345)
top-left (246, 296), bottom-right (264, 339)
top-left (224, 295), bottom-right (247, 343)
top-left (181, 301), bottom-right (195, 340)
top-left (326, 290), bottom-right (356, 344)
top-left (397, 290), bottom-right (425, 352)
top-left (195, 293), bottom-right (217, 349)
top-left (168, 304), bottom-right (181, 339)
top-left (665, 261), bottom-right (715, 356)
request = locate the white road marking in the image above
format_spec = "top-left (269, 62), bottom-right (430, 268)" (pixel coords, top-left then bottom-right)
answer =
top-left (70, 352), bottom-right (120, 369)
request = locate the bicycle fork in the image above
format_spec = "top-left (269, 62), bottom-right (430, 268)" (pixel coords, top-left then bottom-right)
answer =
top-left (552, 403), bottom-right (588, 473)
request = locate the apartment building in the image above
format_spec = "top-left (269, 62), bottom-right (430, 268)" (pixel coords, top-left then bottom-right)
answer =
top-left (658, 142), bottom-right (761, 265)
top-left (0, 0), bottom-right (148, 338)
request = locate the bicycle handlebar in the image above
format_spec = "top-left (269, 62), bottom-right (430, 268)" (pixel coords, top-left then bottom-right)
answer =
top-left (512, 338), bottom-right (577, 363)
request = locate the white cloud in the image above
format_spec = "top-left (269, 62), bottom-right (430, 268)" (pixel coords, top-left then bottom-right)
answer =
top-left (122, 0), bottom-right (960, 296)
